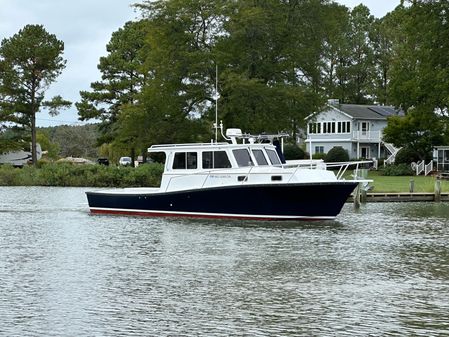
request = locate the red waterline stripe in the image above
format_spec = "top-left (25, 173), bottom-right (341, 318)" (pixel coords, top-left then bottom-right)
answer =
top-left (89, 208), bottom-right (325, 221)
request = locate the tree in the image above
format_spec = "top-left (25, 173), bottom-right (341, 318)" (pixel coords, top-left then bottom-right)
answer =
top-left (389, 1), bottom-right (449, 114)
top-left (370, 14), bottom-right (395, 105)
top-left (215, 0), bottom-right (323, 135)
top-left (132, 0), bottom-right (223, 144)
top-left (0, 24), bottom-right (70, 165)
top-left (76, 20), bottom-right (148, 149)
top-left (383, 107), bottom-right (445, 160)
top-left (335, 5), bottom-right (376, 104)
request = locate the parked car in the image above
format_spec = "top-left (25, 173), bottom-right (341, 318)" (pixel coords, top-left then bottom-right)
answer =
top-left (97, 157), bottom-right (109, 166)
top-left (119, 156), bottom-right (132, 166)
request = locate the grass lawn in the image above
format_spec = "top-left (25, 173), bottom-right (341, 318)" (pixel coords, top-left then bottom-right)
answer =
top-left (365, 170), bottom-right (449, 193)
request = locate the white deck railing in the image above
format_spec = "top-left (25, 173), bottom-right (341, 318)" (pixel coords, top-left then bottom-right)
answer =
top-left (352, 131), bottom-right (382, 142)
top-left (414, 161), bottom-right (425, 175)
top-left (162, 160), bottom-right (373, 191)
top-left (425, 161), bottom-right (433, 176)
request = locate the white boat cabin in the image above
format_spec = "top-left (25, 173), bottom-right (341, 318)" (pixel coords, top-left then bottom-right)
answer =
top-left (147, 135), bottom-right (337, 193)
top-left (149, 142), bottom-right (283, 172)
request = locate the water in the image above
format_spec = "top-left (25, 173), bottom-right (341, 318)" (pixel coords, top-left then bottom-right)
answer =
top-left (1, 187), bottom-right (448, 336)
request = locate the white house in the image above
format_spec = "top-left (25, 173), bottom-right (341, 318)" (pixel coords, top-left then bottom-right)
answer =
top-left (305, 100), bottom-right (402, 161)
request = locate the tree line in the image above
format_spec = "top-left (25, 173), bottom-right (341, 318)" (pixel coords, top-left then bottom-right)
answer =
top-left (1, 0), bottom-right (449, 163)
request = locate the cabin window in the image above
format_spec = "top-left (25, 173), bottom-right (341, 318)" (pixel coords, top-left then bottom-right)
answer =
top-left (233, 149), bottom-right (254, 167)
top-left (266, 149), bottom-right (281, 166)
top-left (173, 152), bottom-right (197, 169)
top-left (252, 149), bottom-right (268, 166)
top-left (202, 151), bottom-right (231, 169)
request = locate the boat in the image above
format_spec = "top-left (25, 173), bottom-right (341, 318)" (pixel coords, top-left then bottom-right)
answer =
top-left (86, 126), bottom-right (369, 221)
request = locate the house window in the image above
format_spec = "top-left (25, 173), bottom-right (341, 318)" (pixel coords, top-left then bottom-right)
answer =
top-left (315, 146), bottom-right (324, 154)
top-left (308, 122), bottom-right (322, 134)
top-left (337, 121), bottom-right (351, 133)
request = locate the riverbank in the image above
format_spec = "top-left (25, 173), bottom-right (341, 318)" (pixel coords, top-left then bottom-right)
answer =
top-left (366, 171), bottom-right (449, 193)
top-left (0, 163), bottom-right (164, 187)
top-left (1, 163), bottom-right (448, 193)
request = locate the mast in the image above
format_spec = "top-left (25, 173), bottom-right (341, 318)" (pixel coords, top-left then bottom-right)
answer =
top-left (214, 64), bottom-right (219, 143)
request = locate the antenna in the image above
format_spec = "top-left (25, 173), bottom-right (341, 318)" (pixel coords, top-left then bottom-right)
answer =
top-left (214, 64), bottom-right (219, 143)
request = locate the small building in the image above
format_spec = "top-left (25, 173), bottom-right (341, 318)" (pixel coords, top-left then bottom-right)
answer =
top-left (305, 100), bottom-right (402, 161)
top-left (433, 146), bottom-right (449, 172)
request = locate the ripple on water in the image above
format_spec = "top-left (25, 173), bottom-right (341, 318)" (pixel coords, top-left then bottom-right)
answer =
top-left (0, 188), bottom-right (449, 336)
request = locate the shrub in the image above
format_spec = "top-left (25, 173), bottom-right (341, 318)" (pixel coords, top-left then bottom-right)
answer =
top-left (379, 163), bottom-right (414, 176)
top-left (394, 146), bottom-right (421, 165)
top-left (0, 162), bottom-right (164, 187)
top-left (283, 144), bottom-right (305, 160)
top-left (325, 146), bottom-right (349, 162)
top-left (312, 152), bottom-right (327, 160)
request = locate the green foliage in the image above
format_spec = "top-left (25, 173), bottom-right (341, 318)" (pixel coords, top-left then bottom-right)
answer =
top-left (324, 146), bottom-right (349, 162)
top-left (383, 108), bottom-right (444, 160)
top-left (388, 2), bottom-right (449, 115)
top-left (379, 163), bottom-right (414, 176)
top-left (0, 24), bottom-right (70, 164)
top-left (283, 144), bottom-right (305, 160)
top-left (394, 146), bottom-right (422, 165)
top-left (312, 153), bottom-right (327, 160)
top-left (36, 131), bottom-right (60, 160)
top-left (76, 20), bottom-right (148, 148)
top-left (37, 124), bottom-right (99, 159)
top-left (0, 162), bottom-right (164, 187)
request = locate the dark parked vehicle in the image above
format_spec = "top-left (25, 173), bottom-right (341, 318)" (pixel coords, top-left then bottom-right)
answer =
top-left (97, 158), bottom-right (109, 166)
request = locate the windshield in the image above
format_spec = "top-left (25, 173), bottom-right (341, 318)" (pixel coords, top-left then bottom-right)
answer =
top-left (266, 149), bottom-right (281, 166)
top-left (232, 149), bottom-right (254, 167)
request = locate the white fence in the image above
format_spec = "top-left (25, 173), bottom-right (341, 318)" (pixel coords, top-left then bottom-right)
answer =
top-left (412, 160), bottom-right (434, 176)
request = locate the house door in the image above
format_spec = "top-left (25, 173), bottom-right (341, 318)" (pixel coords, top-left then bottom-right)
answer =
top-left (360, 121), bottom-right (370, 137)
top-left (360, 146), bottom-right (370, 159)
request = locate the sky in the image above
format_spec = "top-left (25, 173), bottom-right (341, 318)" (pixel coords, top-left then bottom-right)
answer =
top-left (0, 0), bottom-right (400, 127)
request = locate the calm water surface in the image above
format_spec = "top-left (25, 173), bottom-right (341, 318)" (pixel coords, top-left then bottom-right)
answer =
top-left (0, 186), bottom-right (448, 336)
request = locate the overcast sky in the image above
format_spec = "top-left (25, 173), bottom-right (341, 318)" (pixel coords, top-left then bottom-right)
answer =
top-left (0, 0), bottom-right (400, 127)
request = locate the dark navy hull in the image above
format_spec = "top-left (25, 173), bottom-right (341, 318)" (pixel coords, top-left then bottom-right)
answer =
top-left (86, 182), bottom-right (358, 221)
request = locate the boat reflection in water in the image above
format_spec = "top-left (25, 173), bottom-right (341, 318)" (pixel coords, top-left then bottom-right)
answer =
top-left (87, 127), bottom-right (369, 220)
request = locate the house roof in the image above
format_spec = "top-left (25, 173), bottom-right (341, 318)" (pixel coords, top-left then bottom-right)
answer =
top-left (338, 104), bottom-right (402, 120)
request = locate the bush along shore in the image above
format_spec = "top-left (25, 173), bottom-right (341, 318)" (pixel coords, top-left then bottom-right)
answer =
top-left (0, 163), bottom-right (164, 187)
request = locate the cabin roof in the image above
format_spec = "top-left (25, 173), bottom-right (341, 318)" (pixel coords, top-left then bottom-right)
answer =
top-left (148, 142), bottom-right (275, 153)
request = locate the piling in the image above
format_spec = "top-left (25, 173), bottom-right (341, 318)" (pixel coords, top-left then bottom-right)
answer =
top-left (353, 183), bottom-right (361, 209)
top-left (409, 179), bottom-right (414, 193)
top-left (360, 188), bottom-right (367, 203)
top-left (435, 178), bottom-right (441, 202)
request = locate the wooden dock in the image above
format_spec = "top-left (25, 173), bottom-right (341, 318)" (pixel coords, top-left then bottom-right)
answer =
top-left (348, 192), bottom-right (449, 203)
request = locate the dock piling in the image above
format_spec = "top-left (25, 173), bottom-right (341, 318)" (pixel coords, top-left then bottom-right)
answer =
top-left (409, 179), bottom-right (414, 193)
top-left (353, 183), bottom-right (361, 209)
top-left (435, 178), bottom-right (441, 202)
